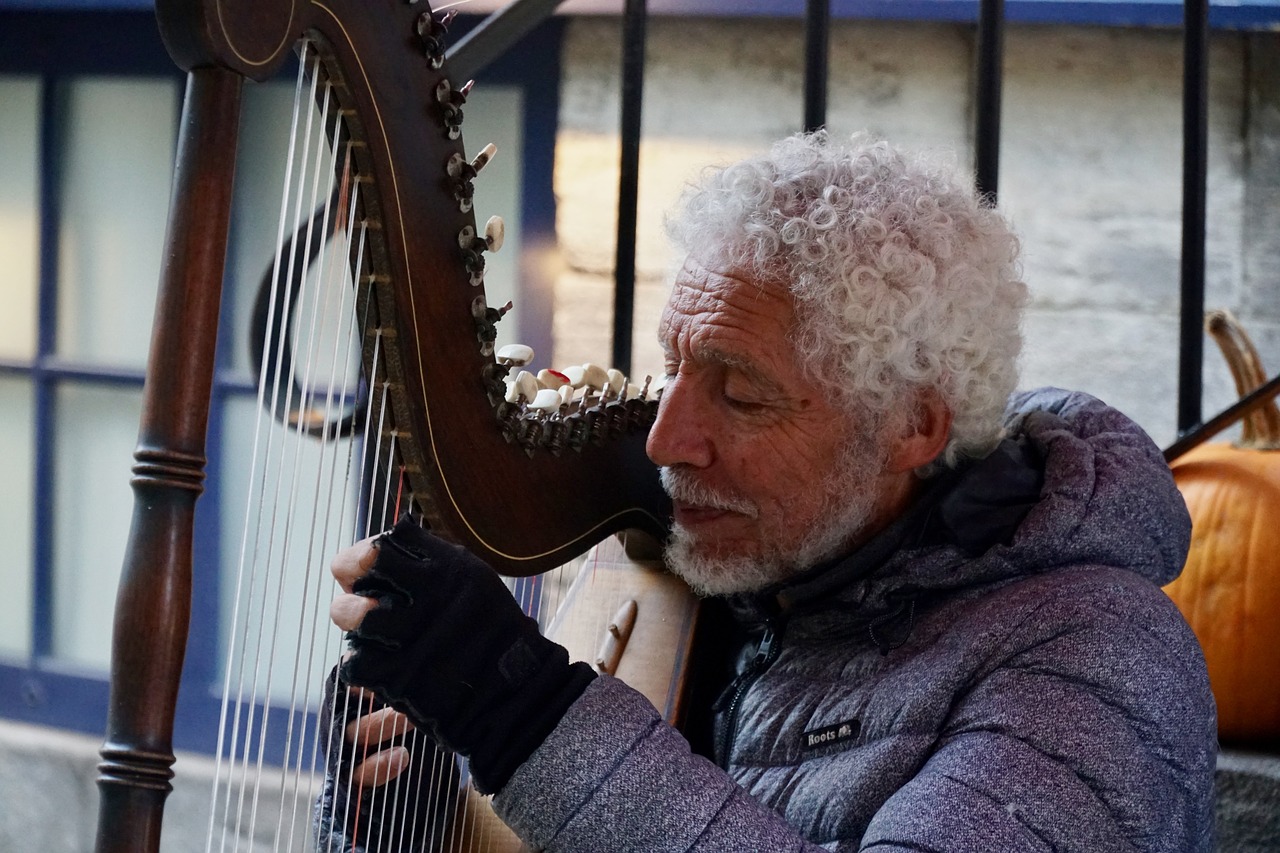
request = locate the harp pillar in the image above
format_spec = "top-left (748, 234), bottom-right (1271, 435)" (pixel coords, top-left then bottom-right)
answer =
top-left (94, 67), bottom-right (242, 853)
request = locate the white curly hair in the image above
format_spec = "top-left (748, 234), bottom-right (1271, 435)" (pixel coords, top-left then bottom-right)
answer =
top-left (665, 132), bottom-right (1027, 473)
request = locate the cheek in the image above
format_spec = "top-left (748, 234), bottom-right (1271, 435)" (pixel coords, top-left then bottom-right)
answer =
top-left (724, 424), bottom-right (843, 506)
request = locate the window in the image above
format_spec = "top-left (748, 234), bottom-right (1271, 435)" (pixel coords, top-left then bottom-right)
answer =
top-left (0, 8), bottom-right (563, 753)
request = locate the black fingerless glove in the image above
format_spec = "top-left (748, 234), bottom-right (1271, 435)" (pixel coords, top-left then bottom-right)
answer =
top-left (341, 517), bottom-right (596, 794)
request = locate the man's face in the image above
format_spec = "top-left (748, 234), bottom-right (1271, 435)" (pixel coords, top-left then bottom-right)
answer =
top-left (646, 254), bottom-right (891, 596)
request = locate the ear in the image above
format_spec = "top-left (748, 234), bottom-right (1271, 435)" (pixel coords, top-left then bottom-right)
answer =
top-left (884, 387), bottom-right (953, 474)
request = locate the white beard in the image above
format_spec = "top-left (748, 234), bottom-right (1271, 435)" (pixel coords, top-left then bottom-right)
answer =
top-left (659, 443), bottom-right (883, 597)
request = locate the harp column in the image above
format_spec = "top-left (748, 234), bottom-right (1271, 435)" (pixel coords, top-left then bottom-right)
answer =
top-left (95, 67), bottom-right (242, 853)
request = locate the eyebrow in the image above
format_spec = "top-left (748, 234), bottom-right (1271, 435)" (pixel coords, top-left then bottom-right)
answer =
top-left (663, 341), bottom-right (788, 398)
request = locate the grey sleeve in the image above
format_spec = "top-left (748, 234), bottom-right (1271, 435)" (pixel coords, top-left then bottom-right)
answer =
top-left (862, 573), bottom-right (1216, 853)
top-left (492, 676), bottom-right (821, 853)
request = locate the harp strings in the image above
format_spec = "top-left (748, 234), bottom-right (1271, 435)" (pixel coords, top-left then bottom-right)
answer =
top-left (206, 45), bottom-right (316, 853)
top-left (204, 41), bottom-right (388, 851)
top-left (206, 38), bottom-right (596, 852)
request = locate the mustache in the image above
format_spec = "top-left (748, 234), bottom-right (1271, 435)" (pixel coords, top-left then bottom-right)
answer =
top-left (659, 467), bottom-right (758, 518)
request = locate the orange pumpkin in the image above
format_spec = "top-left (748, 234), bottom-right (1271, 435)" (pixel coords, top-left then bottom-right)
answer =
top-left (1165, 309), bottom-right (1280, 746)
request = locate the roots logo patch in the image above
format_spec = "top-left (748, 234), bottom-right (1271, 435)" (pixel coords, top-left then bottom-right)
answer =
top-left (801, 718), bottom-right (861, 750)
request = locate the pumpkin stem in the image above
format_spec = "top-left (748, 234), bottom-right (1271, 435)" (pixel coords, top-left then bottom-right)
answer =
top-left (1205, 309), bottom-right (1280, 449)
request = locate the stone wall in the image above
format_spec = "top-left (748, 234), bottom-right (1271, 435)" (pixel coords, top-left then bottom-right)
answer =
top-left (0, 721), bottom-right (314, 851)
top-left (550, 17), bottom-right (1280, 449)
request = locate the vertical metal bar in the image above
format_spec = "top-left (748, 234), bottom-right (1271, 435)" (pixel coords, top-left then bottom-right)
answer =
top-left (974, 0), bottom-right (1004, 202)
top-left (803, 0), bottom-right (830, 133)
top-left (612, 0), bottom-right (646, 376)
top-left (32, 72), bottom-right (62, 662)
top-left (1178, 0), bottom-right (1210, 432)
top-left (515, 19), bottom-right (565, 369)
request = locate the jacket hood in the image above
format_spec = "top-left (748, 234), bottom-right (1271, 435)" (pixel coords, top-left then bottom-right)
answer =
top-left (731, 388), bottom-right (1192, 636)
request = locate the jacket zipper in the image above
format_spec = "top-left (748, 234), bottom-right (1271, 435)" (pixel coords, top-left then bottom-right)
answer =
top-left (716, 620), bottom-right (782, 766)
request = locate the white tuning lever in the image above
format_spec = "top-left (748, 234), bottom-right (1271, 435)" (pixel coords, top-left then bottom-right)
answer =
top-left (484, 215), bottom-right (505, 252)
top-left (529, 388), bottom-right (562, 414)
top-left (496, 344), bottom-right (534, 367)
top-left (537, 369), bottom-right (570, 389)
top-left (505, 370), bottom-right (539, 403)
top-left (580, 363), bottom-right (610, 392)
top-left (471, 142), bottom-right (496, 174)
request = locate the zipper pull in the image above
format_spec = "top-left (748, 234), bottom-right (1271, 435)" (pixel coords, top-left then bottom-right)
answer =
top-left (712, 624), bottom-right (778, 712)
top-left (752, 626), bottom-right (777, 667)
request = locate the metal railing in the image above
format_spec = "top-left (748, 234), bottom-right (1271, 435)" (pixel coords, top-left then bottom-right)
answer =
top-left (448, 0), bottom-right (1272, 451)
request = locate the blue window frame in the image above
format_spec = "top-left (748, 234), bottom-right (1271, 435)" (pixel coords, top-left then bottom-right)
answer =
top-left (0, 7), bottom-right (564, 756)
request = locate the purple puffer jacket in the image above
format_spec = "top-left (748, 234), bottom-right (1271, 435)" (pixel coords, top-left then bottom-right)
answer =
top-left (494, 389), bottom-right (1217, 851)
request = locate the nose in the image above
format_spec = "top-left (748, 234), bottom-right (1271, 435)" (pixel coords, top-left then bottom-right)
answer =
top-left (646, 374), bottom-right (714, 470)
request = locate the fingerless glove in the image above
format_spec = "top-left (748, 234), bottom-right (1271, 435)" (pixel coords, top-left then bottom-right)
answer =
top-left (341, 517), bottom-right (596, 794)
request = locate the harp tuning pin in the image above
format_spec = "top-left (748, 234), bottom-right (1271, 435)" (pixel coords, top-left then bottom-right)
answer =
top-left (471, 143), bottom-right (497, 175)
top-left (529, 388), bottom-right (563, 415)
top-left (537, 369), bottom-right (570, 389)
top-left (417, 9), bottom-right (457, 36)
top-left (497, 344), bottom-right (535, 367)
top-left (473, 294), bottom-right (512, 325)
top-left (484, 216), bottom-right (505, 252)
top-left (417, 12), bottom-right (451, 68)
top-left (506, 370), bottom-right (539, 403)
top-left (580, 363), bottom-right (610, 392)
top-left (436, 78), bottom-right (471, 108)
top-left (448, 153), bottom-right (476, 212)
top-left (434, 78), bottom-right (464, 136)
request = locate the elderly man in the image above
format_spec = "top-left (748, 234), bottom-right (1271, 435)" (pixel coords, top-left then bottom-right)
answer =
top-left (324, 133), bottom-right (1216, 851)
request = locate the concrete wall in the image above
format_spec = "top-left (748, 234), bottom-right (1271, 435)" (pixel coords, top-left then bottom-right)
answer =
top-left (550, 17), bottom-right (1280, 450)
top-left (0, 721), bottom-right (314, 851)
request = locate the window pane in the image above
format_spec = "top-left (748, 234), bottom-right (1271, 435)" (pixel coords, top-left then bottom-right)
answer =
top-left (226, 79), bottom-right (306, 379)
top-left (56, 77), bottom-right (177, 369)
top-left (0, 379), bottom-right (34, 659)
top-left (0, 76), bottom-right (41, 362)
top-left (218, 395), bottom-right (360, 706)
top-left (52, 383), bottom-right (142, 668)
top-left (462, 84), bottom-right (523, 354)
top-left (224, 79), bottom-right (525, 378)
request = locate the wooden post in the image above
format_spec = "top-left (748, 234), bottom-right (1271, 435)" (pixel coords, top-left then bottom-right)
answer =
top-left (94, 66), bottom-right (242, 853)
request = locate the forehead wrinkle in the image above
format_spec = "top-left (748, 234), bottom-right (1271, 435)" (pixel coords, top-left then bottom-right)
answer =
top-left (661, 256), bottom-right (797, 392)
top-left (662, 317), bottom-right (791, 399)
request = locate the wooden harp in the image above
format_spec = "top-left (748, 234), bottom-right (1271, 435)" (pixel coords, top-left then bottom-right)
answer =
top-left (95, 1), bottom-right (686, 850)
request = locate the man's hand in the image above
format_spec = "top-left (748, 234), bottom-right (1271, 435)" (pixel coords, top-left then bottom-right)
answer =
top-left (329, 535), bottom-right (381, 632)
top-left (328, 538), bottom-right (414, 788)
top-left (315, 666), bottom-right (459, 853)
top-left (326, 516), bottom-right (596, 794)
top-left (342, 685), bottom-right (414, 789)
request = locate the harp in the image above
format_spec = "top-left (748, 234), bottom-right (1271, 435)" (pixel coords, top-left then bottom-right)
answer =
top-left (94, 1), bottom-right (694, 850)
